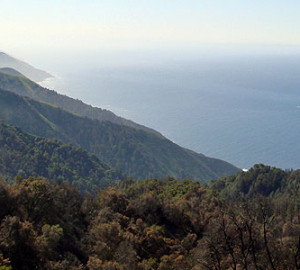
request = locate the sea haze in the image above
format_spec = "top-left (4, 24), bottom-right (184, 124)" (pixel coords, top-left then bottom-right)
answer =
top-left (41, 51), bottom-right (300, 170)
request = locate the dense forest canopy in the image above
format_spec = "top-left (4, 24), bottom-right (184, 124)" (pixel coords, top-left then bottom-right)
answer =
top-left (0, 121), bottom-right (123, 193)
top-left (0, 165), bottom-right (300, 269)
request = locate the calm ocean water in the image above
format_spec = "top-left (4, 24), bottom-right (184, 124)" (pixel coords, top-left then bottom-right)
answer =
top-left (42, 54), bottom-right (300, 169)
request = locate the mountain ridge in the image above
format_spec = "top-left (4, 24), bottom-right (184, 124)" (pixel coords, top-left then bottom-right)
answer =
top-left (0, 87), bottom-right (240, 181)
top-left (0, 67), bottom-right (25, 77)
top-left (0, 71), bottom-right (162, 136)
top-left (0, 52), bottom-right (52, 82)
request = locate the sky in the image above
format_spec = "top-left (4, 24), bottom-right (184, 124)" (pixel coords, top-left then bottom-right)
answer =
top-left (1, 0), bottom-right (300, 63)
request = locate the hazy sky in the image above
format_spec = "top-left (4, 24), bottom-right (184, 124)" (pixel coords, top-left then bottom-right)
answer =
top-left (1, 0), bottom-right (300, 59)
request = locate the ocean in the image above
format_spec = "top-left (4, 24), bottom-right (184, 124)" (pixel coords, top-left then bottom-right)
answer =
top-left (41, 52), bottom-right (300, 170)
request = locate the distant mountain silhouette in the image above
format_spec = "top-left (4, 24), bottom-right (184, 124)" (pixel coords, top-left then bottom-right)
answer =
top-left (0, 67), bottom-right (25, 77)
top-left (0, 52), bottom-right (52, 82)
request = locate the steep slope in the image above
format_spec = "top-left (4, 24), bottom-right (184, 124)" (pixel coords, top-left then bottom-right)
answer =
top-left (0, 67), bottom-right (25, 77)
top-left (0, 120), bottom-right (122, 192)
top-left (0, 52), bottom-right (52, 82)
top-left (0, 88), bottom-right (240, 181)
top-left (0, 71), bottom-right (160, 135)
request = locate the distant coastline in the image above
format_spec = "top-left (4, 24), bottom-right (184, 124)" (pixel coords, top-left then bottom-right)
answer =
top-left (43, 55), bottom-right (300, 170)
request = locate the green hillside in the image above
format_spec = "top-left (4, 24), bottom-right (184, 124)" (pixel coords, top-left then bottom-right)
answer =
top-left (207, 163), bottom-right (298, 199)
top-left (0, 120), bottom-right (123, 192)
top-left (0, 71), bottom-right (160, 135)
top-left (0, 88), bottom-right (240, 181)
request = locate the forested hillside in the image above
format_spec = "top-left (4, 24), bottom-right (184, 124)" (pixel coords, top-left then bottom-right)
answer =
top-left (0, 88), bottom-right (239, 181)
top-left (0, 121), bottom-right (123, 192)
top-left (0, 71), bottom-right (159, 135)
top-left (0, 165), bottom-right (299, 269)
top-left (207, 163), bottom-right (295, 198)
